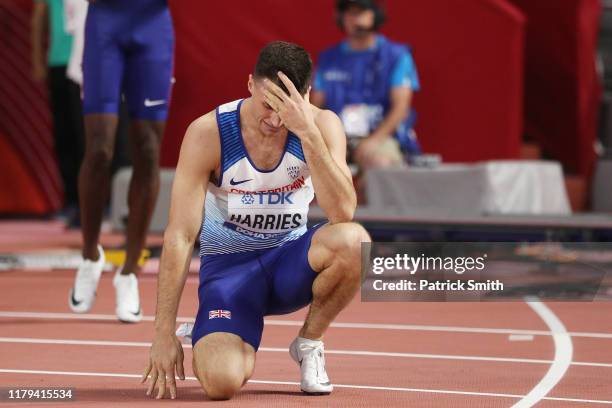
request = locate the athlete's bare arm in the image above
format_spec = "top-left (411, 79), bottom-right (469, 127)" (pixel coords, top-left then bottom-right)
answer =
top-left (142, 111), bottom-right (220, 400)
top-left (370, 86), bottom-right (411, 140)
top-left (310, 108), bottom-right (356, 216)
top-left (263, 72), bottom-right (356, 223)
top-left (30, 1), bottom-right (48, 82)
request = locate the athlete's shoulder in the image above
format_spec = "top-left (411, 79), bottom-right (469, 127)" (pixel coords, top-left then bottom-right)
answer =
top-left (187, 110), bottom-right (219, 141)
top-left (313, 106), bottom-right (345, 142)
top-left (181, 110), bottom-right (220, 168)
top-left (313, 106), bottom-right (340, 125)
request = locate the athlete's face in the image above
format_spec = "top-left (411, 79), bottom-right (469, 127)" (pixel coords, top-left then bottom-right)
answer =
top-left (248, 75), bottom-right (287, 135)
top-left (341, 6), bottom-right (376, 38)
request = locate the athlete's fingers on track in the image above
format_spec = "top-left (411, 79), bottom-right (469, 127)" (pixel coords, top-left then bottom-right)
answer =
top-left (156, 368), bottom-right (166, 399)
top-left (141, 361), bottom-right (152, 384)
top-left (146, 367), bottom-right (158, 396)
top-left (167, 368), bottom-right (177, 400)
top-left (176, 346), bottom-right (185, 380)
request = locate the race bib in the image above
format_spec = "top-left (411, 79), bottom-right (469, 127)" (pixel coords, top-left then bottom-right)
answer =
top-left (226, 189), bottom-right (310, 237)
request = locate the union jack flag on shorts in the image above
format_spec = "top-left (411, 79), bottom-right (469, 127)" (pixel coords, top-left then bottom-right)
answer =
top-left (209, 309), bottom-right (231, 319)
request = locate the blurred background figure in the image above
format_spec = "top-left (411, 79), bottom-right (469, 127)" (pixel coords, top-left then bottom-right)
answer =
top-left (31, 0), bottom-right (84, 225)
top-left (311, 0), bottom-right (421, 172)
top-left (64, 0), bottom-right (132, 191)
top-left (63, 0), bottom-right (86, 86)
top-left (69, 0), bottom-right (174, 323)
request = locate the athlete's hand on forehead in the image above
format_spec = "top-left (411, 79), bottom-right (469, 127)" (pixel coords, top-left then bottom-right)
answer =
top-left (262, 71), bottom-right (316, 136)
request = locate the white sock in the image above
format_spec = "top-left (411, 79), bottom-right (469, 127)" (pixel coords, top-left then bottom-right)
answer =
top-left (297, 336), bottom-right (323, 347)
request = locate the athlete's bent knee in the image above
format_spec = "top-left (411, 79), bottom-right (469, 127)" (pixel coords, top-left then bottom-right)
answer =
top-left (201, 369), bottom-right (243, 400)
top-left (335, 222), bottom-right (371, 257)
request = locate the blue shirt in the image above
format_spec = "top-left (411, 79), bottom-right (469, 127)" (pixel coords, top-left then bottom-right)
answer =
top-left (314, 35), bottom-right (421, 153)
top-left (315, 37), bottom-right (420, 92)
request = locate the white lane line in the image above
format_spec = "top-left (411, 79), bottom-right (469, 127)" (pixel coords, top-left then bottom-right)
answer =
top-left (509, 334), bottom-right (535, 341)
top-left (1, 311), bottom-right (612, 339)
top-left (1, 368), bottom-right (611, 404)
top-left (0, 337), bottom-right (610, 369)
top-left (512, 299), bottom-right (574, 408)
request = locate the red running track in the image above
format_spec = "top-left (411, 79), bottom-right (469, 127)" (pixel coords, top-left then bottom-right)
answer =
top-left (0, 221), bottom-right (611, 407)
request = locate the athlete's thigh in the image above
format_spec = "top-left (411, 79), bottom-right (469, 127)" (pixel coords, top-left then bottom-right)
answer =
top-left (192, 252), bottom-right (269, 351)
top-left (307, 222), bottom-right (369, 272)
top-left (123, 13), bottom-right (174, 121)
top-left (82, 7), bottom-right (124, 115)
top-left (265, 225), bottom-right (324, 315)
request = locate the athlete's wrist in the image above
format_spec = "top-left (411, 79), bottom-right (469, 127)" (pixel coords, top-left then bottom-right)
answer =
top-left (297, 125), bottom-right (323, 144)
top-left (154, 318), bottom-right (176, 335)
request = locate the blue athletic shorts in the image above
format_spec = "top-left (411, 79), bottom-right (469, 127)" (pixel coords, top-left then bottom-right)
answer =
top-left (82, 0), bottom-right (174, 120)
top-left (192, 224), bottom-right (324, 351)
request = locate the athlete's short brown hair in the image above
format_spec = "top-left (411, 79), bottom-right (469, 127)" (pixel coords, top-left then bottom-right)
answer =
top-left (254, 41), bottom-right (312, 95)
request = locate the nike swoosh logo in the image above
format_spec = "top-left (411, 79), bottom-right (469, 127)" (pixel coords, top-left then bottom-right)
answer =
top-left (129, 307), bottom-right (141, 316)
top-left (144, 99), bottom-right (166, 107)
top-left (230, 177), bottom-right (253, 186)
top-left (70, 290), bottom-right (82, 306)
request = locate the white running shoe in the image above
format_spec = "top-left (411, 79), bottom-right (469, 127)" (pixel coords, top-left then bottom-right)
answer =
top-left (176, 323), bottom-right (194, 343)
top-left (69, 245), bottom-right (105, 313)
top-left (289, 336), bottom-right (333, 395)
top-left (113, 268), bottom-right (143, 323)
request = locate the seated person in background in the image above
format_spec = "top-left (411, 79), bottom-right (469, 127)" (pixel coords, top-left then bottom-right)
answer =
top-left (311, 0), bottom-right (421, 170)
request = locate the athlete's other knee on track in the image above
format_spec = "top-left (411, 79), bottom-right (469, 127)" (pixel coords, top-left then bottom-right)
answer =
top-left (193, 333), bottom-right (252, 400)
top-left (200, 366), bottom-right (243, 400)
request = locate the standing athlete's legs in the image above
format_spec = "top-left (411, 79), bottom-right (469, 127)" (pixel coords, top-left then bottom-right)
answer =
top-left (79, 114), bottom-right (120, 260)
top-left (79, 3), bottom-right (125, 262)
top-left (69, 4), bottom-right (124, 314)
top-left (120, 4), bottom-right (174, 277)
top-left (121, 120), bottom-right (164, 276)
top-left (110, 6), bottom-right (173, 321)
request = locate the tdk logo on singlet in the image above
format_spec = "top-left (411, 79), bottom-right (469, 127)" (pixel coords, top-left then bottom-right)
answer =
top-left (241, 192), bottom-right (294, 205)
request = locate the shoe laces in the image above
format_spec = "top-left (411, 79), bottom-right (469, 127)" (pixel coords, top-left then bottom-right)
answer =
top-left (115, 273), bottom-right (140, 309)
top-left (74, 259), bottom-right (101, 296)
top-left (300, 342), bottom-right (329, 383)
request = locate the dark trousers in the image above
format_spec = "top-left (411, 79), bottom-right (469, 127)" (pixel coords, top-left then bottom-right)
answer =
top-left (48, 66), bottom-right (84, 208)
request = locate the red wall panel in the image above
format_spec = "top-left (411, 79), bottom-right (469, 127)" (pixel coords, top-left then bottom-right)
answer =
top-left (163, 0), bottom-right (525, 166)
top-left (1, 0), bottom-right (529, 214)
top-left (508, 0), bottom-right (602, 176)
top-left (0, 0), bottom-right (62, 214)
